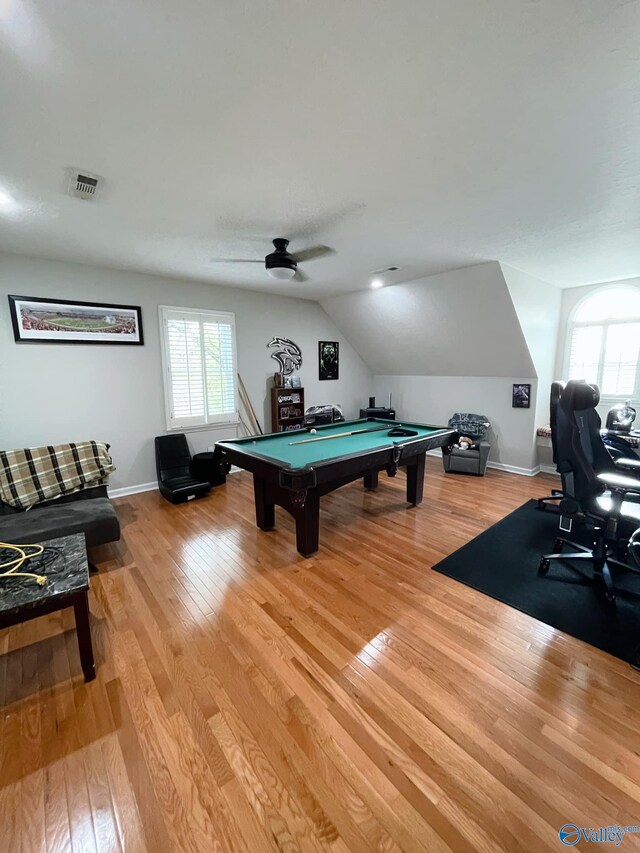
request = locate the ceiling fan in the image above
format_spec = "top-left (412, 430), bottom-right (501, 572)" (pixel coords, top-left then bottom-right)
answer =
top-left (211, 238), bottom-right (335, 282)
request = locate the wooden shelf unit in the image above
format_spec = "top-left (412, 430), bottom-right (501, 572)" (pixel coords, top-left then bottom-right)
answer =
top-left (271, 386), bottom-right (305, 432)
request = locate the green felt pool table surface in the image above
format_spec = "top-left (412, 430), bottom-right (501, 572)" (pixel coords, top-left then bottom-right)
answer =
top-left (220, 419), bottom-right (449, 468)
top-left (217, 418), bottom-right (454, 556)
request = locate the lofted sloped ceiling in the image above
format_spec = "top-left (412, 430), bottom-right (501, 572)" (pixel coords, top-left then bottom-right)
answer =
top-left (320, 262), bottom-right (537, 377)
top-left (0, 1), bottom-right (639, 299)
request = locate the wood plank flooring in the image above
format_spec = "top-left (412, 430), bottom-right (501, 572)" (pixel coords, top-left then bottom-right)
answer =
top-left (3, 461), bottom-right (640, 852)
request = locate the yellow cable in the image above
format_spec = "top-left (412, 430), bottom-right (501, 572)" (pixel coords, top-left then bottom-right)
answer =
top-left (0, 542), bottom-right (48, 586)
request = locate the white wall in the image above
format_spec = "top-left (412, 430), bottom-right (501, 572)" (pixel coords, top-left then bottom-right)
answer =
top-left (323, 263), bottom-right (543, 471)
top-left (554, 276), bottom-right (640, 380)
top-left (552, 276), bottom-right (640, 430)
top-left (0, 253), bottom-right (372, 490)
top-left (374, 375), bottom-right (539, 471)
top-left (501, 264), bottom-right (562, 467)
top-left (321, 262), bottom-right (536, 377)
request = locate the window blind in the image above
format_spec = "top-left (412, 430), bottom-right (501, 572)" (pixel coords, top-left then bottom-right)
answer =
top-left (567, 325), bottom-right (602, 385)
top-left (160, 307), bottom-right (237, 429)
top-left (601, 323), bottom-right (640, 396)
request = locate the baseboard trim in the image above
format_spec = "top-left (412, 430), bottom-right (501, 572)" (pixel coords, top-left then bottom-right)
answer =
top-left (538, 464), bottom-right (559, 476)
top-left (487, 461), bottom-right (539, 477)
top-left (110, 458), bottom-right (555, 498)
top-left (108, 466), bottom-right (243, 499)
top-left (425, 449), bottom-right (556, 478)
top-left (108, 481), bottom-right (157, 499)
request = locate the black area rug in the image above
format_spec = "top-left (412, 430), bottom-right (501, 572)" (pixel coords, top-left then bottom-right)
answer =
top-left (432, 500), bottom-right (640, 665)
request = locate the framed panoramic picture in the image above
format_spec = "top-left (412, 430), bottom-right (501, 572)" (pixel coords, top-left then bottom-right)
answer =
top-left (319, 341), bottom-right (339, 380)
top-left (512, 383), bottom-right (531, 408)
top-left (8, 295), bottom-right (144, 345)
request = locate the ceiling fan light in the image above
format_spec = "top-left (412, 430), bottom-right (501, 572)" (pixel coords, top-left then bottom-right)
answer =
top-left (267, 266), bottom-right (296, 280)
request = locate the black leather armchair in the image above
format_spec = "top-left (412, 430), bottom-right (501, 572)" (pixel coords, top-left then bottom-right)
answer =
top-left (538, 380), bottom-right (640, 603)
top-left (155, 434), bottom-right (211, 504)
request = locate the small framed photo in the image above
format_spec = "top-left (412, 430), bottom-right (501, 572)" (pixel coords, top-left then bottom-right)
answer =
top-left (512, 383), bottom-right (531, 408)
top-left (319, 341), bottom-right (339, 380)
top-left (283, 375), bottom-right (293, 387)
top-left (8, 295), bottom-right (144, 345)
top-left (290, 375), bottom-right (302, 388)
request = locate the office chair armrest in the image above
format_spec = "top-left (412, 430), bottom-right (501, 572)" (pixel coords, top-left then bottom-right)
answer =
top-left (614, 457), bottom-right (640, 472)
top-left (596, 471), bottom-right (640, 496)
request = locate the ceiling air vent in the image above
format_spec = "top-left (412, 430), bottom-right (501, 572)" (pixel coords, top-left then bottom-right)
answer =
top-left (67, 168), bottom-right (103, 200)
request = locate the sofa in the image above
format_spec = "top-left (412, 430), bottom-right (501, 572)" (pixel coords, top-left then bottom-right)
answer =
top-left (0, 441), bottom-right (121, 556)
top-left (0, 484), bottom-right (121, 551)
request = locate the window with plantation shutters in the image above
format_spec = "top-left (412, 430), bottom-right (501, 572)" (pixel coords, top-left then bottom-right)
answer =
top-left (159, 306), bottom-right (237, 429)
top-left (565, 287), bottom-right (640, 401)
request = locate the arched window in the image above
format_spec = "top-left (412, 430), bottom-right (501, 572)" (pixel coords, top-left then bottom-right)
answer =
top-left (565, 286), bottom-right (640, 398)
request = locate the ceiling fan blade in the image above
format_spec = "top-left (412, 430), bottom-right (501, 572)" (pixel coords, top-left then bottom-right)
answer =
top-left (210, 258), bottom-right (263, 264)
top-left (294, 268), bottom-right (310, 283)
top-left (291, 245), bottom-right (335, 263)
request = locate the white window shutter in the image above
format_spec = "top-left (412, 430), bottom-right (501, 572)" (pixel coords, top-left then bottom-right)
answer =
top-left (160, 307), bottom-right (237, 430)
top-left (601, 323), bottom-right (640, 396)
top-left (166, 318), bottom-right (205, 426)
top-left (567, 325), bottom-right (602, 385)
top-left (203, 321), bottom-right (236, 423)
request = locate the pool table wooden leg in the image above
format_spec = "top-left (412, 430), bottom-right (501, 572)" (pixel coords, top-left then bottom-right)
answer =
top-left (363, 470), bottom-right (379, 490)
top-left (294, 494), bottom-right (320, 557)
top-left (406, 453), bottom-right (426, 505)
top-left (253, 475), bottom-right (275, 530)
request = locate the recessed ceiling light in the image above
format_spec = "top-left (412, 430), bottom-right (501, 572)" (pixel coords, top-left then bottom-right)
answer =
top-left (0, 186), bottom-right (20, 216)
top-left (0, 188), bottom-right (16, 208)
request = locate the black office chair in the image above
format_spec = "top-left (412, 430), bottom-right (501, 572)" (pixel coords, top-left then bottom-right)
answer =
top-left (538, 380), bottom-right (640, 602)
top-left (537, 380), bottom-right (565, 509)
top-left (155, 434), bottom-right (211, 504)
top-left (538, 381), bottom-right (640, 511)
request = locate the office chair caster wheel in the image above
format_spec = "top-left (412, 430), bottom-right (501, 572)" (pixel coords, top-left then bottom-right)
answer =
top-left (553, 539), bottom-right (564, 552)
top-left (538, 557), bottom-right (550, 575)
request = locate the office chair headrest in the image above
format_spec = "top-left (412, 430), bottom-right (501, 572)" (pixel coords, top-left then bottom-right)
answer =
top-left (564, 380), bottom-right (600, 411)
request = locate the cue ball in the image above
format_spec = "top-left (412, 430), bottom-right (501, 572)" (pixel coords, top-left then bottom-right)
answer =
top-left (310, 428), bottom-right (317, 434)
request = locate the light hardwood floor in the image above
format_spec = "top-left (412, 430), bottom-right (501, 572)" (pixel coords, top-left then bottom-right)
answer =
top-left (2, 461), bottom-right (640, 852)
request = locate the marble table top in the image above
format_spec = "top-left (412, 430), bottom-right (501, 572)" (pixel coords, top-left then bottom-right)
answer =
top-left (0, 533), bottom-right (89, 617)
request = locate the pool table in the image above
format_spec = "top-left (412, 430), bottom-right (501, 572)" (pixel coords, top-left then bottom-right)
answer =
top-left (217, 418), bottom-right (454, 557)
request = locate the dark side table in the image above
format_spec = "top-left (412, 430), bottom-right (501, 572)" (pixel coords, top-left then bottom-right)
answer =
top-left (191, 448), bottom-right (227, 486)
top-left (0, 533), bottom-right (95, 682)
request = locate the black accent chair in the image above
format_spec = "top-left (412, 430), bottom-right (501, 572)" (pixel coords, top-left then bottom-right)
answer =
top-left (537, 380), bottom-right (565, 509)
top-left (538, 380), bottom-right (640, 603)
top-left (155, 434), bottom-right (212, 504)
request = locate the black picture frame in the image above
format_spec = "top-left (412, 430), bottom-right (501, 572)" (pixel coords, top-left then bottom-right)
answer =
top-left (512, 383), bottom-right (531, 408)
top-left (319, 341), bottom-right (339, 380)
top-left (8, 295), bottom-right (144, 345)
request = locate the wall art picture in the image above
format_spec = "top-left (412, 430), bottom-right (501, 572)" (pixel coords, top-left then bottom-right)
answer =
top-left (512, 383), bottom-right (531, 408)
top-left (267, 336), bottom-right (302, 375)
top-left (319, 341), bottom-right (339, 380)
top-left (8, 295), bottom-right (144, 345)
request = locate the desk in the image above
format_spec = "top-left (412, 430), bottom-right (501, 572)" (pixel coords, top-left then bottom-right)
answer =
top-left (0, 534), bottom-right (95, 682)
top-left (217, 418), bottom-right (453, 556)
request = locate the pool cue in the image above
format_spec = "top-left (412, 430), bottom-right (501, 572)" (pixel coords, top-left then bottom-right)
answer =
top-left (237, 376), bottom-right (259, 433)
top-left (288, 425), bottom-right (390, 445)
top-left (238, 373), bottom-right (263, 434)
top-left (238, 412), bottom-right (252, 436)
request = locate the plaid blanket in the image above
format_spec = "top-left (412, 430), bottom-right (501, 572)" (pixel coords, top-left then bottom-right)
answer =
top-left (0, 441), bottom-right (115, 510)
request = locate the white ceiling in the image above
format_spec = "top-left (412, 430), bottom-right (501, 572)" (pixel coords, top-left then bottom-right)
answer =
top-left (0, 0), bottom-right (639, 300)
